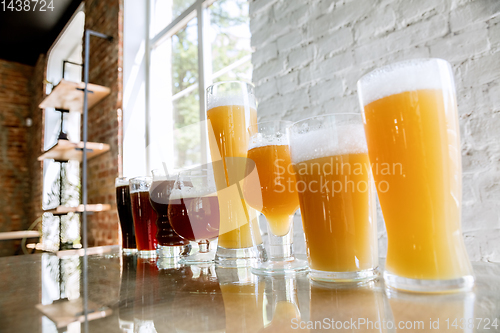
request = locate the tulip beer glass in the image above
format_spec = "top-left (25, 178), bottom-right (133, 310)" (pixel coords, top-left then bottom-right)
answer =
top-left (169, 168), bottom-right (220, 263)
top-left (245, 120), bottom-right (308, 274)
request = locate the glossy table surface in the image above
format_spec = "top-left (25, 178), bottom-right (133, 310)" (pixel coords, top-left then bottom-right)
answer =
top-left (0, 246), bottom-right (499, 333)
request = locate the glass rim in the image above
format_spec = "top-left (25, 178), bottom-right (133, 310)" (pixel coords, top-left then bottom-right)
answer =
top-left (290, 112), bottom-right (362, 129)
top-left (129, 176), bottom-right (152, 183)
top-left (206, 80), bottom-right (255, 93)
top-left (357, 57), bottom-right (449, 85)
top-left (115, 176), bottom-right (129, 187)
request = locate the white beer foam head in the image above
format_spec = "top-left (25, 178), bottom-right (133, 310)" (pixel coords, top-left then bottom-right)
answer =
top-left (357, 58), bottom-right (451, 106)
top-left (290, 123), bottom-right (367, 164)
top-left (207, 95), bottom-right (257, 110)
top-left (248, 133), bottom-right (288, 150)
top-left (115, 178), bottom-right (129, 187)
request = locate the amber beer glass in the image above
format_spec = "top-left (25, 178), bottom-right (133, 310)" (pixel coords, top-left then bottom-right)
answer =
top-left (206, 81), bottom-right (266, 267)
top-left (245, 120), bottom-right (308, 274)
top-left (288, 114), bottom-right (378, 282)
top-left (130, 177), bottom-right (158, 258)
top-left (357, 59), bottom-right (474, 292)
top-left (115, 177), bottom-right (137, 255)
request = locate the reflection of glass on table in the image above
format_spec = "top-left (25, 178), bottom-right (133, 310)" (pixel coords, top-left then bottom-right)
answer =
top-left (216, 266), bottom-right (265, 332)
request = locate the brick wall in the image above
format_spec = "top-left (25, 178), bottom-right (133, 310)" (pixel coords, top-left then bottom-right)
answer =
top-left (84, 0), bottom-right (123, 246)
top-left (0, 59), bottom-right (34, 256)
top-left (250, 0), bottom-right (500, 261)
top-left (28, 55), bottom-right (46, 240)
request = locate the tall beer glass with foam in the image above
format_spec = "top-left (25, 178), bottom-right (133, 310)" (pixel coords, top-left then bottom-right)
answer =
top-left (357, 58), bottom-right (474, 292)
top-left (288, 113), bottom-right (378, 282)
top-left (206, 81), bottom-right (267, 267)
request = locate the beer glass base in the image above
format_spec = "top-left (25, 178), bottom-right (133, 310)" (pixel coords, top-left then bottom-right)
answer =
top-left (122, 248), bottom-right (137, 255)
top-left (215, 243), bottom-right (268, 268)
top-left (251, 257), bottom-right (309, 275)
top-left (180, 250), bottom-right (216, 264)
top-left (309, 267), bottom-right (379, 283)
top-left (383, 270), bottom-right (475, 293)
top-left (157, 244), bottom-right (191, 258)
top-left (138, 250), bottom-right (157, 258)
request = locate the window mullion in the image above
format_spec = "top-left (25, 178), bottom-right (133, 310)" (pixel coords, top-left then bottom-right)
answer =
top-left (197, 1), bottom-right (212, 165)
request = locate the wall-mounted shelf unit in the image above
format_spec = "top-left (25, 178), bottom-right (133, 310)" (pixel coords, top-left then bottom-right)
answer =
top-left (38, 140), bottom-right (110, 162)
top-left (39, 79), bottom-right (110, 113)
top-left (39, 42), bottom-right (113, 251)
top-left (43, 204), bottom-right (111, 216)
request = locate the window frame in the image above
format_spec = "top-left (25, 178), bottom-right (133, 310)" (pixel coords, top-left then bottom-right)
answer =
top-left (146, 0), bottom-right (218, 170)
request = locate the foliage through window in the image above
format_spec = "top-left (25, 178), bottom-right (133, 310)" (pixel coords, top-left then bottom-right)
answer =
top-left (149, 0), bottom-right (252, 172)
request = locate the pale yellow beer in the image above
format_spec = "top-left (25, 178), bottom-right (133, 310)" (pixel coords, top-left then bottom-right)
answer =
top-left (293, 152), bottom-right (377, 273)
top-left (206, 84), bottom-right (262, 250)
top-left (246, 144), bottom-right (299, 237)
top-left (289, 116), bottom-right (378, 282)
top-left (358, 59), bottom-right (474, 291)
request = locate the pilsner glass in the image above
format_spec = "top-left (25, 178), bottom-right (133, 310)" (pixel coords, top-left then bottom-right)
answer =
top-left (288, 113), bottom-right (379, 283)
top-left (206, 80), bottom-right (267, 267)
top-left (130, 177), bottom-right (158, 258)
top-left (357, 58), bottom-right (474, 292)
top-left (149, 170), bottom-right (191, 259)
top-left (168, 168), bottom-right (220, 264)
top-left (115, 177), bottom-right (137, 255)
top-left (245, 120), bottom-right (308, 275)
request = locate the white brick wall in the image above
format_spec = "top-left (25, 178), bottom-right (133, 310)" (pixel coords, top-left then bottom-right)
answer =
top-left (250, 0), bottom-right (500, 262)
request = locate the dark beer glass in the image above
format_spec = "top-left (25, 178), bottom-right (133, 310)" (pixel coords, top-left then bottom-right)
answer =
top-left (130, 177), bottom-right (158, 258)
top-left (149, 170), bottom-right (191, 258)
top-left (168, 168), bottom-right (220, 263)
top-left (115, 177), bottom-right (137, 255)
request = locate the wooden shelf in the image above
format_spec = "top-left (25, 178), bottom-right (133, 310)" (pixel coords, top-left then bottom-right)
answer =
top-left (0, 231), bottom-right (41, 241)
top-left (38, 140), bottom-right (110, 161)
top-left (39, 79), bottom-right (110, 113)
top-left (44, 204), bottom-right (111, 216)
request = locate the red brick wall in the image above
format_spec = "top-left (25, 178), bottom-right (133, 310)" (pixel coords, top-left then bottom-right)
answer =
top-left (0, 59), bottom-right (34, 256)
top-left (84, 0), bottom-right (123, 246)
top-left (27, 55), bottom-right (46, 237)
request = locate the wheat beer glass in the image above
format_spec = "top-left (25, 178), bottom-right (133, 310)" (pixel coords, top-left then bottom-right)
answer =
top-left (357, 58), bottom-right (474, 292)
top-left (288, 114), bottom-right (378, 283)
top-left (130, 177), bottom-right (158, 258)
top-left (245, 120), bottom-right (308, 275)
top-left (206, 81), bottom-right (267, 267)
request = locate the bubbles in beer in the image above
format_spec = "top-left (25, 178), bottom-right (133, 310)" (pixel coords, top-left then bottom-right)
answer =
top-left (357, 58), bottom-right (452, 106)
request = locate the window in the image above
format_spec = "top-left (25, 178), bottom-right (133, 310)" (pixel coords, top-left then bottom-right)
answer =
top-left (135, 0), bottom-right (252, 175)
